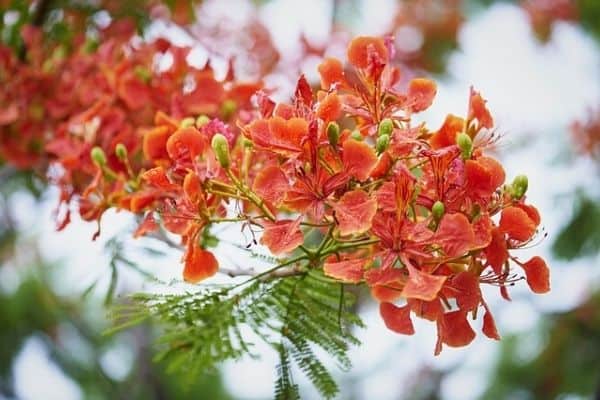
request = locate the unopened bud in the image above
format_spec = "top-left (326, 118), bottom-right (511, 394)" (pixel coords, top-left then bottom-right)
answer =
top-left (242, 138), bottom-right (254, 148)
top-left (327, 122), bottom-right (340, 147)
top-left (456, 132), bottom-right (472, 159)
top-left (351, 130), bottom-right (362, 141)
top-left (378, 118), bottom-right (393, 137)
top-left (115, 143), bottom-right (128, 161)
top-left (211, 134), bottom-right (230, 169)
top-left (180, 117), bottom-right (196, 128)
top-left (432, 201), bottom-right (445, 221)
top-left (134, 66), bottom-right (152, 83)
top-left (91, 146), bottom-right (107, 167)
top-left (376, 134), bottom-right (390, 154)
top-left (196, 115), bottom-right (210, 128)
top-left (511, 174), bottom-right (528, 199)
top-left (221, 99), bottom-right (237, 120)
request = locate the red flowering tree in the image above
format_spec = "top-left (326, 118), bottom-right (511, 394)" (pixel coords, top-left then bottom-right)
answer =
top-left (0, 1), bottom-right (552, 398)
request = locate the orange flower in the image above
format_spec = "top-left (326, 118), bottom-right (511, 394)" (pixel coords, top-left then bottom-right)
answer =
top-left (347, 36), bottom-right (389, 69)
top-left (499, 206), bottom-right (538, 242)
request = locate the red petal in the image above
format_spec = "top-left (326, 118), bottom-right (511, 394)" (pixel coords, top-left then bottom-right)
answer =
top-left (434, 213), bottom-right (475, 258)
top-left (429, 114), bottom-right (464, 149)
top-left (408, 298), bottom-right (443, 321)
top-left (347, 36), bottom-right (388, 69)
top-left (323, 259), bottom-right (364, 283)
top-left (450, 271), bottom-right (481, 311)
top-left (166, 127), bottom-right (207, 161)
top-left (465, 156), bottom-right (505, 194)
top-left (316, 92), bottom-right (342, 122)
top-left (407, 78), bottom-right (437, 113)
top-left (183, 171), bottom-right (205, 206)
top-left (473, 214), bottom-right (493, 248)
top-left (183, 246), bottom-right (219, 283)
top-left (482, 307), bottom-right (501, 340)
top-left (485, 227), bottom-right (508, 274)
top-left (343, 139), bottom-right (378, 181)
top-left (435, 310), bottom-right (476, 355)
top-left (521, 256), bottom-right (550, 294)
top-left (371, 285), bottom-right (403, 302)
top-left (333, 190), bottom-right (377, 236)
top-left (318, 57), bottom-right (345, 89)
top-left (143, 126), bottom-right (171, 161)
top-left (468, 87), bottom-right (493, 129)
top-left (380, 302), bottom-right (415, 335)
top-left (499, 206), bottom-right (537, 242)
top-left (401, 261), bottom-right (447, 301)
top-left (134, 213), bottom-right (158, 238)
top-left (253, 165), bottom-right (289, 207)
top-left (260, 218), bottom-right (304, 255)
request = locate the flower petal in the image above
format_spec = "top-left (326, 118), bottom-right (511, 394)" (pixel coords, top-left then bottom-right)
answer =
top-left (499, 206), bottom-right (537, 242)
top-left (260, 218), bottom-right (304, 255)
top-left (324, 259), bottom-right (364, 283)
top-left (380, 302), bottom-right (415, 335)
top-left (183, 246), bottom-right (219, 283)
top-left (333, 189), bottom-right (377, 236)
top-left (342, 139), bottom-right (378, 181)
top-left (521, 256), bottom-right (550, 294)
top-left (401, 261), bottom-right (447, 301)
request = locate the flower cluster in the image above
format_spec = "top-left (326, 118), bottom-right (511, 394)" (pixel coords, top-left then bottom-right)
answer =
top-left (0, 4), bottom-right (551, 353)
top-left (0, 20), bottom-right (262, 234)
top-left (105, 36), bottom-right (550, 353)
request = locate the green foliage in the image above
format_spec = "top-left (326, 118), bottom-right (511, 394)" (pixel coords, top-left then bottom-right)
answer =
top-left (552, 193), bottom-right (600, 260)
top-left (109, 270), bottom-right (364, 399)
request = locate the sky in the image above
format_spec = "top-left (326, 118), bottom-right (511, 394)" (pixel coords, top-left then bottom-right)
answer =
top-left (5, 1), bottom-right (600, 399)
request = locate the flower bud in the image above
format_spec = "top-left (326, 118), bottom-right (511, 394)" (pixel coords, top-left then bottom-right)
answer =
top-left (432, 201), bottom-right (445, 221)
top-left (456, 132), bottom-right (472, 159)
top-left (378, 118), bottom-right (393, 137)
top-left (327, 122), bottom-right (340, 147)
top-left (180, 117), bottom-right (196, 128)
top-left (115, 143), bottom-right (128, 161)
top-left (221, 99), bottom-right (237, 120)
top-left (134, 66), bottom-right (152, 83)
top-left (91, 146), bottom-right (107, 167)
top-left (196, 115), bottom-right (210, 128)
top-left (242, 138), bottom-right (254, 148)
top-left (511, 174), bottom-right (528, 199)
top-left (376, 134), bottom-right (390, 154)
top-left (211, 133), bottom-right (230, 169)
top-left (351, 130), bottom-right (362, 141)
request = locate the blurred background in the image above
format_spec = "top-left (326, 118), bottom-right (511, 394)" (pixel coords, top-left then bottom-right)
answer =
top-left (1, 0), bottom-right (599, 399)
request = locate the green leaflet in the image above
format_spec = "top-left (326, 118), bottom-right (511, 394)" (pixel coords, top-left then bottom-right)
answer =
top-left (108, 270), bottom-right (364, 399)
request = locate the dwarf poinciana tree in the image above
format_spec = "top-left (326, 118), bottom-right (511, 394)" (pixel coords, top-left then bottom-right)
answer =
top-left (0, 2), bottom-right (551, 398)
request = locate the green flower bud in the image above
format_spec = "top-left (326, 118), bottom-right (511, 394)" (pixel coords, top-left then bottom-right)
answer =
top-left (378, 118), bottom-right (393, 137)
top-left (432, 201), bottom-right (445, 221)
top-left (242, 138), bottom-right (254, 148)
top-left (211, 134), bottom-right (230, 169)
top-left (327, 122), bottom-right (340, 147)
top-left (134, 66), bottom-right (152, 83)
top-left (196, 115), bottom-right (210, 128)
top-left (180, 117), bottom-right (196, 128)
top-left (376, 134), bottom-right (390, 155)
top-left (351, 130), bottom-right (363, 141)
top-left (221, 99), bottom-right (237, 120)
top-left (456, 132), bottom-right (473, 159)
top-left (115, 143), bottom-right (128, 161)
top-left (90, 146), bottom-right (106, 167)
top-left (511, 174), bottom-right (528, 199)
